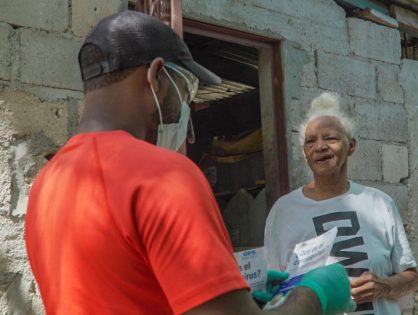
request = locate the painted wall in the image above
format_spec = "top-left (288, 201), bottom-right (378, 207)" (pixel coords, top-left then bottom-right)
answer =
top-left (0, 0), bottom-right (417, 313)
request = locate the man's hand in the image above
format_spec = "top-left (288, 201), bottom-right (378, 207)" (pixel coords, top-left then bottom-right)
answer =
top-left (351, 271), bottom-right (390, 304)
top-left (296, 264), bottom-right (357, 315)
top-left (252, 270), bottom-right (289, 303)
top-left (184, 265), bottom-right (355, 315)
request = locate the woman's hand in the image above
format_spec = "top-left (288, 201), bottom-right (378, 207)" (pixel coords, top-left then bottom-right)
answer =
top-left (350, 271), bottom-right (390, 304)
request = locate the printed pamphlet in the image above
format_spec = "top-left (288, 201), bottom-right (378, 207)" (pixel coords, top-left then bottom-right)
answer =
top-left (234, 247), bottom-right (267, 292)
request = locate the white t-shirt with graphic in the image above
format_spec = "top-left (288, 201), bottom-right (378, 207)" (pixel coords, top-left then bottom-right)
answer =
top-left (265, 181), bottom-right (417, 315)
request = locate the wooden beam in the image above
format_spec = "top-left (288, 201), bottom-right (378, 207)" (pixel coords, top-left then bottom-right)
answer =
top-left (355, 8), bottom-right (399, 28)
top-left (336, 0), bottom-right (390, 15)
top-left (391, 4), bottom-right (418, 34)
top-left (171, 0), bottom-right (183, 37)
top-left (190, 53), bottom-right (259, 87)
top-left (391, 0), bottom-right (418, 13)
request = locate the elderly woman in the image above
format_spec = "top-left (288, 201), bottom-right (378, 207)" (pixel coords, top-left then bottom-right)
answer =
top-left (265, 92), bottom-right (418, 315)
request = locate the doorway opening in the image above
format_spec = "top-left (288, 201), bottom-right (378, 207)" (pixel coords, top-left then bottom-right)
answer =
top-left (184, 30), bottom-right (284, 249)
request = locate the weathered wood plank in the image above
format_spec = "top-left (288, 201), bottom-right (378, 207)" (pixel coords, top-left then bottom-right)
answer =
top-left (355, 8), bottom-right (399, 28)
top-left (391, 5), bottom-right (418, 34)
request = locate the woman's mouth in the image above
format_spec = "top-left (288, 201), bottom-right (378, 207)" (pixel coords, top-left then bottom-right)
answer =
top-left (315, 155), bottom-right (333, 163)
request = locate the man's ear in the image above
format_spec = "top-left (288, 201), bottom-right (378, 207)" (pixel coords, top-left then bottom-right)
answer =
top-left (348, 138), bottom-right (357, 156)
top-left (147, 58), bottom-right (165, 93)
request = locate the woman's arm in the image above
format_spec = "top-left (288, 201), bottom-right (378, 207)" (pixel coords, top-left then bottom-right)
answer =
top-left (351, 268), bottom-right (418, 304)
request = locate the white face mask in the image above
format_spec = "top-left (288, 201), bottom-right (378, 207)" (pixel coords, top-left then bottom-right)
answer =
top-left (148, 66), bottom-right (191, 151)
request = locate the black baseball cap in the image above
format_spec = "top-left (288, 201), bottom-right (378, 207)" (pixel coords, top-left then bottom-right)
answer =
top-left (78, 10), bottom-right (221, 85)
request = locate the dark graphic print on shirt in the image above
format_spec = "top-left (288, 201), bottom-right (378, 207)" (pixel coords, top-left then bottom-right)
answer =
top-left (313, 211), bottom-right (374, 315)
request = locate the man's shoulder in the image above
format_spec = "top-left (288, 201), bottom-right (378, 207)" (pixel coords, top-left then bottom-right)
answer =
top-left (91, 131), bottom-right (204, 185)
top-left (95, 131), bottom-right (192, 166)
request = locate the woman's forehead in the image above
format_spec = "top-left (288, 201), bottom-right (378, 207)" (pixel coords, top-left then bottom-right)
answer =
top-left (305, 116), bottom-right (346, 134)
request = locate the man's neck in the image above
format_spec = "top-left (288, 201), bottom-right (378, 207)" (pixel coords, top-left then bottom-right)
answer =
top-left (77, 88), bottom-right (147, 140)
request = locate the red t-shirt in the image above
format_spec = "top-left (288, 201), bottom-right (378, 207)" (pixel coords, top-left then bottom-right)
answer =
top-left (25, 130), bottom-right (248, 315)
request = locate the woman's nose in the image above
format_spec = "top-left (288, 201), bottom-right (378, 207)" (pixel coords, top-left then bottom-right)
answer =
top-left (314, 140), bottom-right (328, 151)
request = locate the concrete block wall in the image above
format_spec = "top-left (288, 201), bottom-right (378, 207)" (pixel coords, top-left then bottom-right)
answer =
top-left (0, 0), bottom-right (417, 313)
top-left (0, 0), bottom-right (69, 33)
top-left (183, 1), bottom-right (418, 314)
top-left (0, 0), bottom-right (126, 313)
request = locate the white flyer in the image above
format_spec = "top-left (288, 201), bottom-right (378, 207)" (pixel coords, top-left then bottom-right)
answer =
top-left (264, 228), bottom-right (351, 313)
top-left (234, 247), bottom-right (267, 292)
top-left (285, 227), bottom-right (338, 278)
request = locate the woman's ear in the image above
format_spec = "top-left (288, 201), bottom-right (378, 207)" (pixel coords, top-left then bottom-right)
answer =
top-left (147, 57), bottom-right (165, 93)
top-left (348, 138), bottom-right (357, 156)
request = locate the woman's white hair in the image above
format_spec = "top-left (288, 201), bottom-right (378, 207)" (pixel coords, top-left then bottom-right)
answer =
top-left (298, 92), bottom-right (355, 146)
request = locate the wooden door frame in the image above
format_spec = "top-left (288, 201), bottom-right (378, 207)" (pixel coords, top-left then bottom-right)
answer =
top-left (183, 19), bottom-right (289, 201)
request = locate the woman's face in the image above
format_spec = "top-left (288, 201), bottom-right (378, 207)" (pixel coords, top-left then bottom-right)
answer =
top-left (303, 116), bottom-right (355, 178)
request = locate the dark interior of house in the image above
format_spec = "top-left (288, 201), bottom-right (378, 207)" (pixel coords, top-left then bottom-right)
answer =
top-left (184, 33), bottom-right (267, 247)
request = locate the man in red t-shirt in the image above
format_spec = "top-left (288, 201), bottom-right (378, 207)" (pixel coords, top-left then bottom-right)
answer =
top-left (25, 11), bottom-right (355, 315)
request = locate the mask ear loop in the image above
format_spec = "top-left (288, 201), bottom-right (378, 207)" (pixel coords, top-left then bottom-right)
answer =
top-left (165, 64), bottom-right (196, 103)
top-left (147, 68), bottom-right (164, 125)
top-left (162, 67), bottom-right (184, 104)
top-left (164, 66), bottom-right (195, 144)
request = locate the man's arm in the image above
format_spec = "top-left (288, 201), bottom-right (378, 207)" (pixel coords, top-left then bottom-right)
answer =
top-left (351, 268), bottom-right (418, 304)
top-left (183, 287), bottom-right (321, 315)
top-left (184, 263), bottom-right (355, 315)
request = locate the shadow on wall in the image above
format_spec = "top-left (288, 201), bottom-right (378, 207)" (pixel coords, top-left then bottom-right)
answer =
top-left (0, 252), bottom-right (36, 315)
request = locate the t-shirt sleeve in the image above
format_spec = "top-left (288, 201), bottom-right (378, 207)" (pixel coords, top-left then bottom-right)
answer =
top-left (137, 162), bottom-right (249, 314)
top-left (388, 200), bottom-right (417, 273)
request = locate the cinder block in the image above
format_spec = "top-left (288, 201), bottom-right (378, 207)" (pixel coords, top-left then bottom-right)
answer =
top-left (400, 59), bottom-right (418, 106)
top-left (353, 99), bottom-right (408, 143)
top-left (21, 85), bottom-right (84, 102)
top-left (357, 180), bottom-right (409, 222)
top-left (0, 216), bottom-right (40, 314)
top-left (318, 52), bottom-right (376, 99)
top-left (0, 89), bottom-right (68, 218)
top-left (287, 130), bottom-right (314, 190)
top-left (0, 89), bottom-right (69, 150)
top-left (183, 0), bottom-right (350, 55)
top-left (72, 0), bottom-right (125, 37)
top-left (377, 64), bottom-right (404, 104)
top-left (383, 144), bottom-right (409, 184)
top-left (0, 0), bottom-right (68, 32)
top-left (282, 41), bottom-right (319, 103)
top-left (348, 18), bottom-right (401, 64)
top-left (19, 29), bottom-right (83, 91)
top-left (400, 60), bottom-right (418, 175)
top-left (0, 149), bottom-right (11, 216)
top-left (349, 139), bottom-right (382, 182)
top-left (301, 53), bottom-right (317, 88)
top-left (0, 23), bottom-right (12, 81)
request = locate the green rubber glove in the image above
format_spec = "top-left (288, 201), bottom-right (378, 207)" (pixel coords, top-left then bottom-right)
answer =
top-left (296, 264), bottom-right (357, 315)
top-left (252, 270), bottom-right (289, 303)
